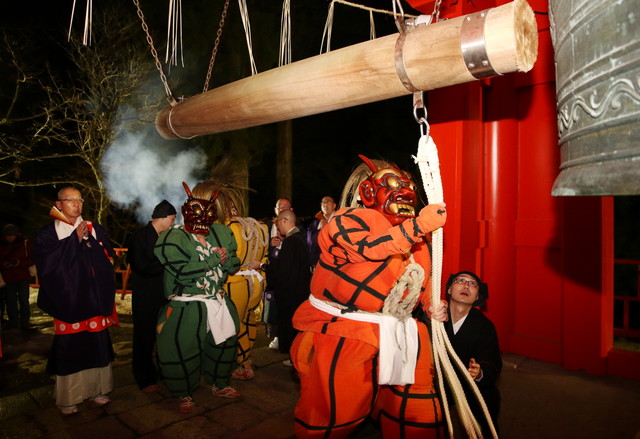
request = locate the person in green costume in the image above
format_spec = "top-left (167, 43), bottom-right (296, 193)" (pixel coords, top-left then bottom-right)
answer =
top-left (154, 182), bottom-right (241, 413)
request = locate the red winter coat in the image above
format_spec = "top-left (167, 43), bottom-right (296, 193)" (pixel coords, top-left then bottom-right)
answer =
top-left (0, 236), bottom-right (35, 283)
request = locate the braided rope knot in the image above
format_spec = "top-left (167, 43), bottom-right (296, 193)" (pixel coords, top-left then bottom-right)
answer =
top-left (383, 262), bottom-right (425, 321)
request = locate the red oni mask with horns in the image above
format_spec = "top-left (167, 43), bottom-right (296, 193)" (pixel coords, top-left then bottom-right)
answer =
top-left (358, 154), bottom-right (417, 226)
top-left (181, 182), bottom-right (219, 235)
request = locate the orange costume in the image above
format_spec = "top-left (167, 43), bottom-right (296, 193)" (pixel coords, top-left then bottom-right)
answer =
top-left (292, 205), bottom-right (446, 438)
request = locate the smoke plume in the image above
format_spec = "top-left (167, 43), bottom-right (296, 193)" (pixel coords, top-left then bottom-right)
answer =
top-left (100, 128), bottom-right (207, 224)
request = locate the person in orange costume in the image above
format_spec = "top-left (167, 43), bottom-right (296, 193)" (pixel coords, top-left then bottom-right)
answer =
top-left (291, 155), bottom-right (449, 438)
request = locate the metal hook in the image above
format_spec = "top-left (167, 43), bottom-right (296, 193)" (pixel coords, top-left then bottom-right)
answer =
top-left (413, 92), bottom-right (430, 137)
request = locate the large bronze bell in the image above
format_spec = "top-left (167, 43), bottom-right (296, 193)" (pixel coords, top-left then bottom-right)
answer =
top-left (549, 0), bottom-right (640, 195)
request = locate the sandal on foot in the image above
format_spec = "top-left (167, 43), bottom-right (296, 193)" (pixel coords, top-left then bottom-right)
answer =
top-left (90, 395), bottom-right (111, 407)
top-left (231, 367), bottom-right (255, 380)
top-left (178, 396), bottom-right (195, 413)
top-left (142, 384), bottom-right (159, 393)
top-left (212, 386), bottom-right (240, 398)
top-left (59, 405), bottom-right (78, 416)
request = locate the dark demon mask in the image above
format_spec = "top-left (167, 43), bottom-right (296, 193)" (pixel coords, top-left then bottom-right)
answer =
top-left (181, 182), bottom-right (219, 235)
top-left (358, 154), bottom-right (417, 226)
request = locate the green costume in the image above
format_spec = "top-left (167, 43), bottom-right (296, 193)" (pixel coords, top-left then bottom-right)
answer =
top-left (154, 224), bottom-right (241, 397)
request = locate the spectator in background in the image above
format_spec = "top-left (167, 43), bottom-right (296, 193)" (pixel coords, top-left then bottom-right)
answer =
top-left (306, 196), bottom-right (337, 269)
top-left (0, 224), bottom-right (35, 331)
top-left (34, 187), bottom-right (117, 416)
top-left (443, 271), bottom-right (502, 436)
top-left (264, 198), bottom-right (295, 349)
top-left (127, 200), bottom-right (176, 392)
top-left (259, 208), bottom-right (310, 366)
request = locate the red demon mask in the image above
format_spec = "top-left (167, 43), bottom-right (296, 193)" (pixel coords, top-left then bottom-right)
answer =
top-left (358, 155), bottom-right (417, 226)
top-left (181, 182), bottom-right (219, 235)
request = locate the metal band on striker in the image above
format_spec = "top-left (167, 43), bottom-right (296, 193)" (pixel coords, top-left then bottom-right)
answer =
top-left (460, 10), bottom-right (500, 79)
top-left (395, 28), bottom-right (420, 93)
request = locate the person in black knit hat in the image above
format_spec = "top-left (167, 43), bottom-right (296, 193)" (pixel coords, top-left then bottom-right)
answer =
top-left (127, 200), bottom-right (177, 393)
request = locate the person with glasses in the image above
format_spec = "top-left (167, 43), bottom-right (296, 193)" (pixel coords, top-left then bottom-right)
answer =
top-left (443, 270), bottom-right (502, 436)
top-left (34, 187), bottom-right (117, 416)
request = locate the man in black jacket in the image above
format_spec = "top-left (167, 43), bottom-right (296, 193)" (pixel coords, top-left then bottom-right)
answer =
top-left (128, 200), bottom-right (176, 392)
top-left (444, 270), bottom-right (502, 436)
top-left (261, 208), bottom-right (310, 366)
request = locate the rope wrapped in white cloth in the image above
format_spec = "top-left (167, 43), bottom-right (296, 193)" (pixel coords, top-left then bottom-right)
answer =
top-left (414, 134), bottom-right (498, 439)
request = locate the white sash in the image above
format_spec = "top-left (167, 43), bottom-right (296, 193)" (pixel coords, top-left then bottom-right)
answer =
top-left (170, 295), bottom-right (236, 345)
top-left (308, 294), bottom-right (418, 385)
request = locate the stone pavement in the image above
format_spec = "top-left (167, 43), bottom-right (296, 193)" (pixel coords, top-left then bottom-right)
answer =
top-left (0, 325), bottom-right (303, 439)
top-left (1, 297), bottom-right (640, 439)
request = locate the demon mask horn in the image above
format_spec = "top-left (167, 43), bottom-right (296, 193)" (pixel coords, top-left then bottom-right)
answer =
top-left (182, 181), bottom-right (193, 198)
top-left (358, 154), bottom-right (378, 173)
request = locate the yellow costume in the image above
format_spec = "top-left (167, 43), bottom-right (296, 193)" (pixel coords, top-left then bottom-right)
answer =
top-left (223, 217), bottom-right (269, 375)
top-left (192, 157), bottom-right (269, 378)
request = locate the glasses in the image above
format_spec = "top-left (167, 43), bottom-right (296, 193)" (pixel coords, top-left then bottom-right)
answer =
top-left (453, 277), bottom-right (479, 288)
top-left (59, 198), bottom-right (84, 203)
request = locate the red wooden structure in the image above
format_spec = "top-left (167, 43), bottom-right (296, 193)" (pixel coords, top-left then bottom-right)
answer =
top-left (407, 0), bottom-right (639, 381)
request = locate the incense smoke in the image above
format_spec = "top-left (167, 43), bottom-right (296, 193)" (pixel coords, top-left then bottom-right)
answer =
top-left (101, 128), bottom-right (207, 224)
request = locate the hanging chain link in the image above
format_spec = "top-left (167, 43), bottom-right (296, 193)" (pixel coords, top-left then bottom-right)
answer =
top-left (203, 0), bottom-right (231, 93)
top-left (132, 0), bottom-right (177, 105)
top-left (413, 91), bottom-right (429, 137)
top-left (432, 0), bottom-right (443, 22)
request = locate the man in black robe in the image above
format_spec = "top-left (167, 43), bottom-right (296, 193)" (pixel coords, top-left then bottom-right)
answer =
top-left (262, 208), bottom-right (311, 365)
top-left (34, 187), bottom-right (117, 416)
top-left (444, 271), bottom-right (502, 436)
top-left (127, 200), bottom-right (176, 392)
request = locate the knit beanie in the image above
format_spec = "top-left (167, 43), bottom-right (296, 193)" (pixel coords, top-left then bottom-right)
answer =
top-left (152, 200), bottom-right (177, 218)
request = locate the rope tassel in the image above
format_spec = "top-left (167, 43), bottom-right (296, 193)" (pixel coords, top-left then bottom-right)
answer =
top-left (165, 0), bottom-right (184, 67)
top-left (68, 0), bottom-right (92, 46)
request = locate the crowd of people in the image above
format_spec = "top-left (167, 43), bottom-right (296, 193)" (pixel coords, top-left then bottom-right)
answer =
top-left (0, 155), bottom-right (502, 437)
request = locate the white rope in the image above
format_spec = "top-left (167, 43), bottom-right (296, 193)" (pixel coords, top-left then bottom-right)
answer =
top-left (321, 0), bottom-right (416, 55)
top-left (279, 0), bottom-right (292, 67)
top-left (383, 260), bottom-right (424, 321)
top-left (237, 0), bottom-right (258, 76)
top-left (414, 131), bottom-right (499, 439)
top-left (320, 1), bottom-right (335, 54)
top-left (234, 216), bottom-right (268, 266)
top-left (332, 0), bottom-right (417, 18)
top-left (165, 0), bottom-right (184, 67)
top-left (369, 10), bottom-right (376, 40)
top-left (68, 0), bottom-right (92, 46)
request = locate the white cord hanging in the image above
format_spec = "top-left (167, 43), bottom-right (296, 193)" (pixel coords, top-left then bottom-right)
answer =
top-left (237, 0), bottom-right (258, 76)
top-left (369, 10), bottom-right (376, 40)
top-left (279, 0), bottom-right (292, 67)
top-left (321, 0), bottom-right (410, 54)
top-left (165, 0), bottom-right (184, 67)
top-left (68, 0), bottom-right (92, 46)
top-left (320, 1), bottom-right (335, 54)
top-left (413, 92), bottom-right (499, 439)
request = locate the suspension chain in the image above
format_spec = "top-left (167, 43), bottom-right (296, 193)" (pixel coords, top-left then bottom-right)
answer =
top-left (132, 0), bottom-right (177, 105)
top-left (203, 0), bottom-right (231, 93)
top-left (432, 0), bottom-right (443, 22)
